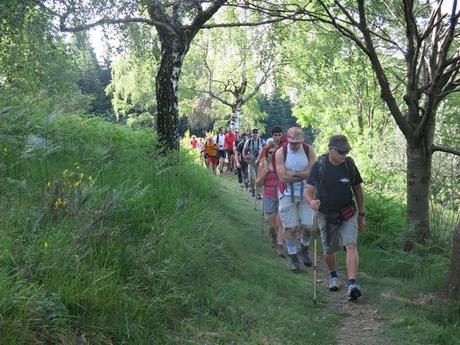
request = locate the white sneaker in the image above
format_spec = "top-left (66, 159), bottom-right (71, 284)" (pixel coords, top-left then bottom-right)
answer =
top-left (329, 276), bottom-right (340, 291)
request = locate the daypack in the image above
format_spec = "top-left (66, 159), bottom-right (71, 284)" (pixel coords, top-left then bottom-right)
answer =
top-left (271, 142), bottom-right (310, 194)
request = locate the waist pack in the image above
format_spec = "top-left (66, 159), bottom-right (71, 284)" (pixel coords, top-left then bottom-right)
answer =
top-left (325, 205), bottom-right (356, 225)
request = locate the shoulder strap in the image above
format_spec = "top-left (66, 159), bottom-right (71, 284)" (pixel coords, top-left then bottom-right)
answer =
top-left (302, 143), bottom-right (309, 158)
top-left (344, 157), bottom-right (356, 184)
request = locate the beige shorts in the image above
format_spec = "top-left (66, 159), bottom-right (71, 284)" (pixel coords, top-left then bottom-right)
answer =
top-left (317, 212), bottom-right (358, 253)
top-left (278, 195), bottom-right (313, 229)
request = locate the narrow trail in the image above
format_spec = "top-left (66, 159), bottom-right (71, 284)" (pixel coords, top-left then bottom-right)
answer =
top-left (233, 175), bottom-right (391, 345)
top-left (315, 258), bottom-right (389, 345)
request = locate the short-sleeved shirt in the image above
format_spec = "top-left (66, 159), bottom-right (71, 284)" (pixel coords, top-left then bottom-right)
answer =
top-left (214, 134), bottom-right (226, 151)
top-left (205, 142), bottom-right (217, 157)
top-left (224, 133), bottom-right (236, 151)
top-left (307, 154), bottom-right (363, 213)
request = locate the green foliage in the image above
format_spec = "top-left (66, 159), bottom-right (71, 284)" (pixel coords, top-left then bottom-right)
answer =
top-left (107, 53), bottom-right (157, 125)
top-left (69, 32), bottom-right (112, 115)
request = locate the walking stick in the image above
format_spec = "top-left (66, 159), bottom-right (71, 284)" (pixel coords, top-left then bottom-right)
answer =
top-left (261, 210), bottom-right (264, 236)
top-left (313, 213), bottom-right (318, 305)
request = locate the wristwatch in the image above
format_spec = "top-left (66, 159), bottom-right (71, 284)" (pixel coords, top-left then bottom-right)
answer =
top-left (358, 212), bottom-right (365, 217)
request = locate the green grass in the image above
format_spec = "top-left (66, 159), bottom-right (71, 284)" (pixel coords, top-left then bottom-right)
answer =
top-left (0, 110), bottom-right (458, 344)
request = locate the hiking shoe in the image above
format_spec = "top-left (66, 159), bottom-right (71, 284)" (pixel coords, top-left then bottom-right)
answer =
top-left (250, 190), bottom-right (256, 198)
top-left (271, 232), bottom-right (277, 248)
top-left (300, 244), bottom-right (312, 267)
top-left (347, 283), bottom-right (362, 301)
top-left (257, 194), bottom-right (262, 200)
top-left (329, 276), bottom-right (340, 291)
top-left (276, 245), bottom-right (286, 258)
top-left (244, 182), bottom-right (249, 189)
top-left (287, 254), bottom-right (301, 272)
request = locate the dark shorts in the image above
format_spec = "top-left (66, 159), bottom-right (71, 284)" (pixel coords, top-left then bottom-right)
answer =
top-left (217, 150), bottom-right (226, 159)
top-left (226, 149), bottom-right (234, 156)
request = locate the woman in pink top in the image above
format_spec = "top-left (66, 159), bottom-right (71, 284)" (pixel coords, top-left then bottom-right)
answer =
top-left (256, 139), bottom-right (285, 257)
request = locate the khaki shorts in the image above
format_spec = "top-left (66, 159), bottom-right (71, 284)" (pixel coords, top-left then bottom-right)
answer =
top-left (317, 212), bottom-right (358, 253)
top-left (278, 195), bottom-right (313, 229)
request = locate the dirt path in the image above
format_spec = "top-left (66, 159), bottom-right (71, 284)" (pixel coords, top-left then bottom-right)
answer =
top-left (315, 257), bottom-right (390, 345)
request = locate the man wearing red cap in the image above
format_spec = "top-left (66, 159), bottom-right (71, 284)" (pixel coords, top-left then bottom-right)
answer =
top-left (306, 134), bottom-right (365, 301)
top-left (275, 127), bottom-right (316, 272)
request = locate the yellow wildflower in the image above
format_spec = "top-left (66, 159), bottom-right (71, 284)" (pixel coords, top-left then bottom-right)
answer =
top-left (44, 242), bottom-right (48, 249)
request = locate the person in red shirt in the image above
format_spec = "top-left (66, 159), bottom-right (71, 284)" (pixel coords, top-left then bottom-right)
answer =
top-left (224, 127), bottom-right (236, 171)
top-left (190, 135), bottom-right (198, 149)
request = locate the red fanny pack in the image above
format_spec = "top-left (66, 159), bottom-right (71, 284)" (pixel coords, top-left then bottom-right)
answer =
top-left (341, 205), bottom-right (356, 221)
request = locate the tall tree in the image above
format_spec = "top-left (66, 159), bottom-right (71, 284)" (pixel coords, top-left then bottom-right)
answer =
top-left (39, 0), bottom-right (227, 151)
top-left (285, 0), bottom-right (460, 247)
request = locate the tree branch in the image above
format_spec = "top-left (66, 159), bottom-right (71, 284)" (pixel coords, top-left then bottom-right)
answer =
top-left (59, 17), bottom-right (157, 32)
top-left (432, 144), bottom-right (460, 155)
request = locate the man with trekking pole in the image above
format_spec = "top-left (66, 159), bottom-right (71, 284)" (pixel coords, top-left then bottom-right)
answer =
top-left (275, 127), bottom-right (316, 272)
top-left (305, 135), bottom-right (365, 301)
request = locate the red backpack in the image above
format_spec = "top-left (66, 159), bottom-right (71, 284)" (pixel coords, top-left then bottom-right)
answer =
top-left (271, 141), bottom-right (310, 194)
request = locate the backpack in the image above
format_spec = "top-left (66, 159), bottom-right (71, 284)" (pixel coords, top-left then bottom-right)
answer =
top-left (271, 142), bottom-right (310, 194)
top-left (247, 138), bottom-right (264, 159)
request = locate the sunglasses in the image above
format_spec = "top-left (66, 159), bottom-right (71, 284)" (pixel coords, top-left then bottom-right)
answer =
top-left (332, 146), bottom-right (349, 155)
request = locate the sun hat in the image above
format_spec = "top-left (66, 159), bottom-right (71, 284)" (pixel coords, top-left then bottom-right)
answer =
top-left (286, 127), bottom-right (304, 143)
top-left (328, 135), bottom-right (351, 152)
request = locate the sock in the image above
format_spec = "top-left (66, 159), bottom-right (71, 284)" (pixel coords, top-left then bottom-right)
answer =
top-left (347, 278), bottom-right (356, 286)
top-left (330, 271), bottom-right (338, 278)
top-left (285, 239), bottom-right (297, 255)
top-left (300, 233), bottom-right (310, 247)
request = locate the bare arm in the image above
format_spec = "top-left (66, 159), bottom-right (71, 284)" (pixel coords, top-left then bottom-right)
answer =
top-left (305, 144), bottom-right (316, 180)
top-left (352, 183), bottom-right (365, 231)
top-left (242, 141), bottom-right (249, 161)
top-left (256, 161), bottom-right (268, 187)
top-left (275, 147), bottom-right (302, 183)
top-left (305, 184), bottom-right (320, 211)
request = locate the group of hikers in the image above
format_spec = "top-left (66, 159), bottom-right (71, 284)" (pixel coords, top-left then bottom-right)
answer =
top-left (191, 126), bottom-right (365, 301)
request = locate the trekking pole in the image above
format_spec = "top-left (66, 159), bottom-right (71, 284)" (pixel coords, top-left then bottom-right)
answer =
top-left (260, 210), bottom-right (264, 236)
top-left (313, 213), bottom-right (318, 305)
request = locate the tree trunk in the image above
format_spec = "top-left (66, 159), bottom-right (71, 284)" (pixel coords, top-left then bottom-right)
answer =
top-left (231, 102), bottom-right (242, 132)
top-left (405, 140), bottom-right (432, 249)
top-left (446, 222), bottom-right (460, 299)
top-left (155, 38), bottom-right (189, 151)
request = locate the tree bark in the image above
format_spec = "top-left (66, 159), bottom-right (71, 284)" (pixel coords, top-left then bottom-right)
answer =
top-left (155, 38), bottom-right (189, 151)
top-left (405, 139), bottom-right (432, 248)
top-left (446, 222), bottom-right (460, 299)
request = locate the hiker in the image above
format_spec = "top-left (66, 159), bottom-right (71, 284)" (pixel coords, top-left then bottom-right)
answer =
top-left (235, 132), bottom-right (249, 188)
top-left (257, 126), bottom-right (285, 257)
top-left (243, 128), bottom-right (265, 198)
top-left (258, 126), bottom-right (284, 162)
top-left (204, 136), bottom-right (218, 174)
top-left (305, 134), bottom-right (365, 301)
top-left (225, 127), bottom-right (236, 172)
top-left (190, 135), bottom-right (198, 149)
top-left (275, 127), bottom-right (316, 272)
top-left (214, 127), bottom-right (226, 174)
top-left (256, 138), bottom-right (285, 257)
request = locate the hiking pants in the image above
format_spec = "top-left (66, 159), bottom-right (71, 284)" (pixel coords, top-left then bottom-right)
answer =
top-left (237, 160), bottom-right (249, 184)
top-left (248, 163), bottom-right (261, 194)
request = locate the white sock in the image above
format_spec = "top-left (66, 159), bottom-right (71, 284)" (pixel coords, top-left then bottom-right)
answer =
top-left (286, 239), bottom-right (297, 255)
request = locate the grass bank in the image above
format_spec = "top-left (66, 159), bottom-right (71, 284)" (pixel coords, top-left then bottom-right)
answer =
top-left (0, 110), bottom-right (458, 344)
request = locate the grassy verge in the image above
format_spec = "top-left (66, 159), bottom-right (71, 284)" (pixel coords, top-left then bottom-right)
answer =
top-left (0, 109), bottom-right (458, 344)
